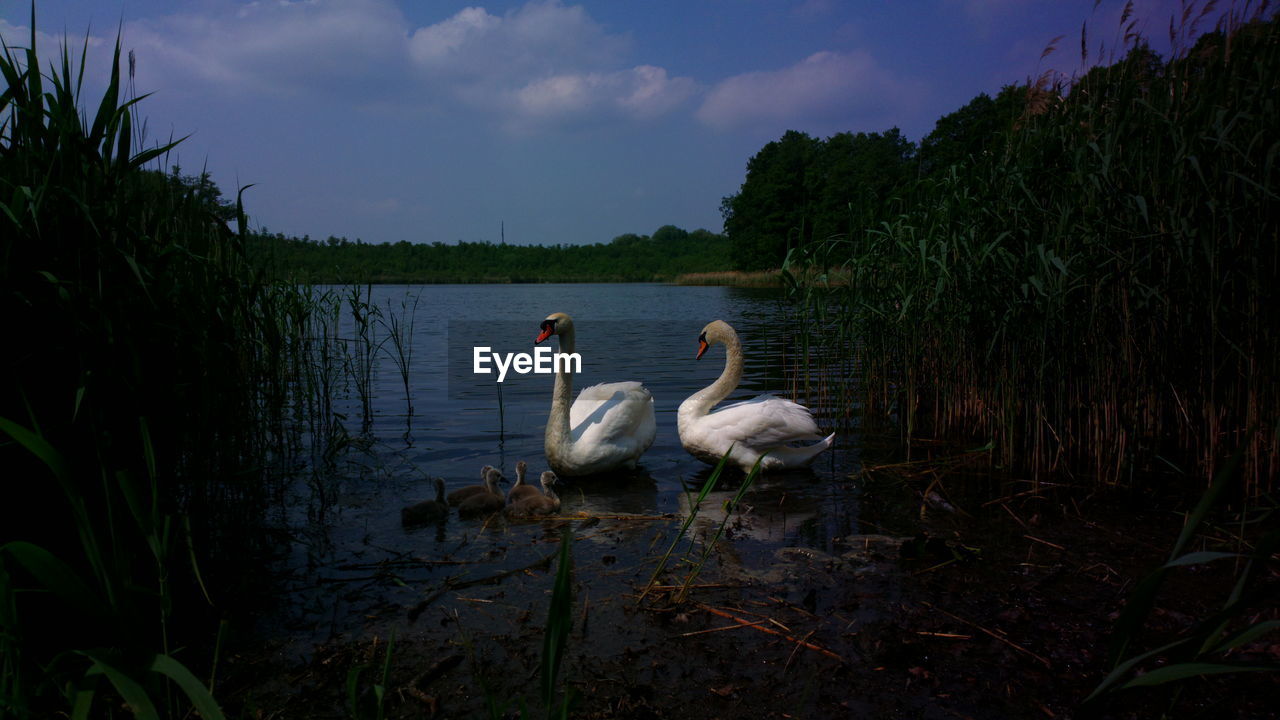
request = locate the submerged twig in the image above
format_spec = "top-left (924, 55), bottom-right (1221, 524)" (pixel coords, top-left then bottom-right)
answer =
top-left (646, 583), bottom-right (737, 592)
top-left (694, 603), bottom-right (843, 663)
top-left (1024, 535), bottom-right (1066, 550)
top-left (337, 558), bottom-right (480, 570)
top-left (407, 553), bottom-right (554, 622)
top-left (676, 620), bottom-right (768, 637)
top-left (920, 601), bottom-right (1051, 668)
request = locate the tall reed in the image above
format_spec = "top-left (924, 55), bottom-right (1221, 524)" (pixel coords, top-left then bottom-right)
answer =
top-left (379, 290), bottom-right (421, 418)
top-left (790, 5), bottom-right (1279, 494)
top-left (0, 13), bottom-right (338, 717)
top-left (345, 284), bottom-right (379, 433)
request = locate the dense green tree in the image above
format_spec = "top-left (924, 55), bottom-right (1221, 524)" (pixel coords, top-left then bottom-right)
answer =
top-left (610, 232), bottom-right (647, 247)
top-left (723, 130), bottom-right (821, 270)
top-left (162, 166), bottom-right (238, 222)
top-left (651, 224), bottom-right (690, 244)
top-left (722, 128), bottom-right (917, 269)
top-left (917, 86), bottom-right (1024, 178)
top-left (1071, 42), bottom-right (1164, 104)
top-left (811, 128), bottom-right (916, 240)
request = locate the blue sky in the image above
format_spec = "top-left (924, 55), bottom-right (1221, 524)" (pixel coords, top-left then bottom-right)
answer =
top-left (1, 1), bottom-right (1227, 246)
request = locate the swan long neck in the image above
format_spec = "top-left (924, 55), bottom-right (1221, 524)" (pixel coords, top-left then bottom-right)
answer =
top-left (685, 329), bottom-right (743, 417)
top-left (546, 324), bottom-right (576, 457)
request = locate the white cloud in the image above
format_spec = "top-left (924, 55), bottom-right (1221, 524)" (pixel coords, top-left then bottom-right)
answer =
top-left (22, 0), bottom-right (694, 129)
top-left (0, 18), bottom-right (102, 51)
top-left (696, 50), bottom-right (920, 132)
top-left (0, 19), bottom-right (111, 86)
top-left (618, 65), bottom-right (696, 117)
top-left (408, 6), bottom-right (499, 64)
top-left (407, 1), bottom-right (693, 128)
top-left (514, 65), bottom-right (695, 123)
top-left (121, 0), bottom-right (410, 98)
top-left (517, 74), bottom-right (593, 116)
top-left (408, 1), bottom-right (625, 80)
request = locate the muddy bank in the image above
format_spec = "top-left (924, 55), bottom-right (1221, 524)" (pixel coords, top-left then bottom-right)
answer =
top-left (219, 462), bottom-right (1278, 719)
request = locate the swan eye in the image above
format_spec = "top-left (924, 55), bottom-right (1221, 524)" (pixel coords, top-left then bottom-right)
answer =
top-left (698, 332), bottom-right (706, 343)
top-left (540, 319), bottom-right (556, 332)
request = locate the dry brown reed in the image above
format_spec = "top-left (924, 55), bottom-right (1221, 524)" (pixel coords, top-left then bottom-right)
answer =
top-left (674, 270), bottom-right (784, 286)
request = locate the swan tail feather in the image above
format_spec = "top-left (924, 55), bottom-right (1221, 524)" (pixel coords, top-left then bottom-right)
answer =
top-left (765, 432), bottom-right (835, 468)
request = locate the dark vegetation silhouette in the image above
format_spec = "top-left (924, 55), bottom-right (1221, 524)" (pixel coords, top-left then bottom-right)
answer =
top-left (248, 224), bottom-right (731, 283)
top-left (756, 11), bottom-right (1279, 496)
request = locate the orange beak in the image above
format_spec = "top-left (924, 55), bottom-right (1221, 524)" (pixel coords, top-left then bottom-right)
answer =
top-left (696, 340), bottom-right (708, 360)
top-left (536, 328), bottom-right (553, 344)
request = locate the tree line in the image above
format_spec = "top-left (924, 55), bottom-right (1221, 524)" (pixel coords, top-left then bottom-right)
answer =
top-left (247, 224), bottom-right (731, 283)
top-left (720, 86), bottom-right (1025, 270)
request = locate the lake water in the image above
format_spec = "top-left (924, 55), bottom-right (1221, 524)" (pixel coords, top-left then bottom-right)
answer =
top-left (241, 282), bottom-right (1268, 720)
top-left (266, 282), bottom-right (873, 652)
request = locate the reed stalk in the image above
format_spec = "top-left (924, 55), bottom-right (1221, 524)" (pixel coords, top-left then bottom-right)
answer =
top-left (378, 290), bottom-right (421, 417)
top-left (541, 528), bottom-right (575, 718)
top-left (789, 5), bottom-right (1279, 495)
top-left (0, 11), bottom-right (368, 717)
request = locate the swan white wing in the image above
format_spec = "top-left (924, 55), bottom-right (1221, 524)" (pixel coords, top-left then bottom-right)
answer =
top-left (573, 380), bottom-right (647, 406)
top-left (569, 381), bottom-right (656, 454)
top-left (699, 394), bottom-right (822, 450)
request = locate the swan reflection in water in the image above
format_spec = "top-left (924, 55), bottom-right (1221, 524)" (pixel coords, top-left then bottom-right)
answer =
top-left (674, 468), bottom-right (826, 546)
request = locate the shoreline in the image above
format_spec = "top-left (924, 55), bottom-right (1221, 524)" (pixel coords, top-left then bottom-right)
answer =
top-left (275, 272), bottom-right (788, 287)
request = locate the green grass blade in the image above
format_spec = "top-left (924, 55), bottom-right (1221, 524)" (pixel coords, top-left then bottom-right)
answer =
top-left (1164, 551), bottom-right (1242, 568)
top-left (1121, 662), bottom-right (1278, 688)
top-left (346, 664), bottom-right (366, 719)
top-left (541, 528), bottom-right (574, 715)
top-left (78, 650), bottom-right (160, 720)
top-left (1211, 620), bottom-right (1280, 655)
top-left (68, 676), bottom-right (97, 720)
top-left (88, 33), bottom-right (121, 146)
top-left (640, 447), bottom-right (733, 600)
top-left (0, 416), bottom-right (69, 483)
top-left (148, 654), bottom-right (226, 720)
top-left (1083, 637), bottom-right (1190, 704)
top-left (677, 455), bottom-right (763, 603)
top-left (1169, 448), bottom-right (1242, 562)
top-left (376, 630), bottom-right (394, 720)
top-left (1, 541), bottom-right (102, 619)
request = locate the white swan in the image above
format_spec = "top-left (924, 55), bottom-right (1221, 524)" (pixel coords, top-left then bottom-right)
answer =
top-left (678, 320), bottom-right (834, 473)
top-left (535, 312), bottom-right (656, 476)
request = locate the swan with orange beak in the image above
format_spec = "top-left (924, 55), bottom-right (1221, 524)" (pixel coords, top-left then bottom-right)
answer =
top-left (534, 312), bottom-right (656, 476)
top-left (679, 320), bottom-right (834, 472)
